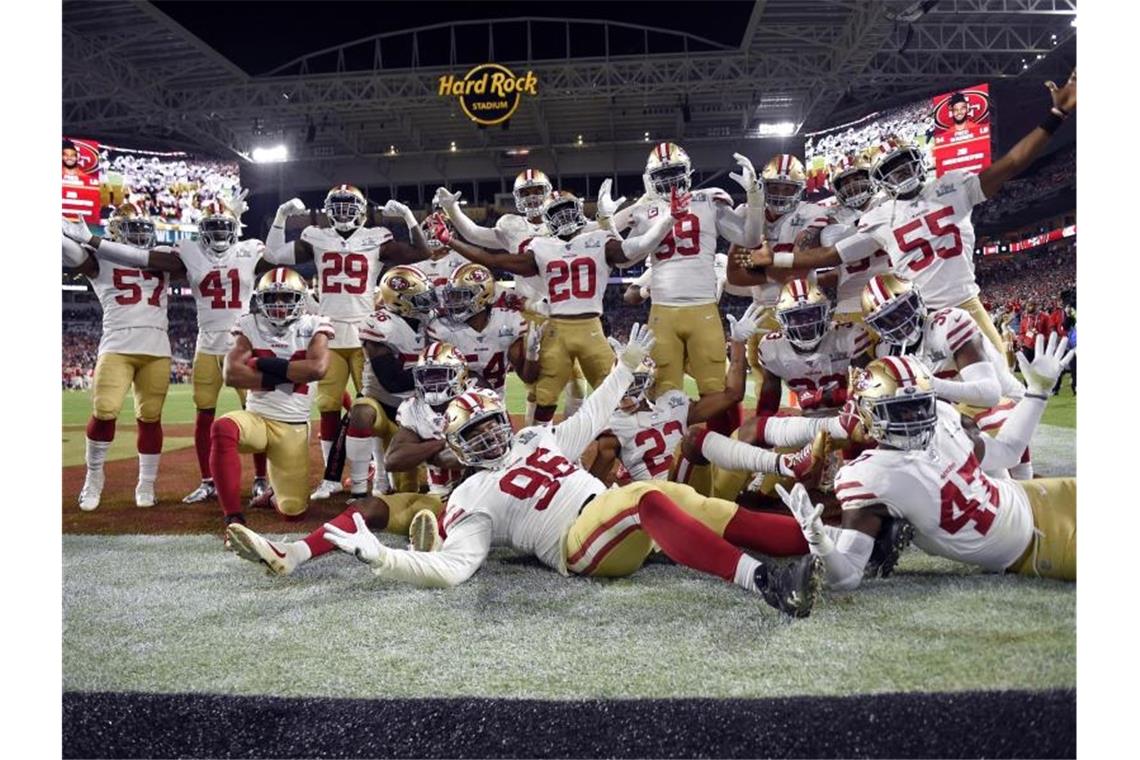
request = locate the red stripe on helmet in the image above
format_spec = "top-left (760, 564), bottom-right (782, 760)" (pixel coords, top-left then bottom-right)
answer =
top-left (871, 275), bottom-right (891, 306)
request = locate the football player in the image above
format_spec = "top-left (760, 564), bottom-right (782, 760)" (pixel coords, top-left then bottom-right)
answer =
top-left (429, 262), bottom-right (538, 395)
top-left (862, 273), bottom-right (1031, 478)
top-left (434, 170), bottom-right (589, 425)
top-left (235, 325), bottom-right (823, 618)
top-left (751, 71), bottom-right (1077, 353)
top-left (264, 186), bottom-right (431, 498)
top-left (417, 200), bottom-right (467, 290)
top-left (623, 251), bottom-right (751, 306)
top-left (776, 340), bottom-right (1075, 589)
top-left (433, 189), bottom-right (675, 423)
top-left (211, 267), bottom-right (332, 536)
top-left (62, 205), bottom-right (171, 509)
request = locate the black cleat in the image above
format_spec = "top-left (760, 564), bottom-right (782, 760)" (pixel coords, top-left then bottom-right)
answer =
top-left (863, 518), bottom-right (914, 579)
top-left (755, 554), bottom-right (822, 618)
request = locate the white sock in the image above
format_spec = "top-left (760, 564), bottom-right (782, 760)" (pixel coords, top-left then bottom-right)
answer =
top-left (290, 540), bottom-right (312, 565)
top-left (346, 435), bottom-right (373, 495)
top-left (563, 379), bottom-right (586, 417)
top-left (734, 554), bottom-right (763, 592)
top-left (371, 437), bottom-right (390, 493)
top-left (524, 400), bottom-right (537, 427)
top-left (138, 453), bottom-right (160, 484)
top-left (85, 438), bottom-right (111, 473)
top-left (320, 439), bottom-right (333, 466)
top-left (1010, 460), bottom-right (1034, 479)
top-left (701, 431), bottom-right (781, 474)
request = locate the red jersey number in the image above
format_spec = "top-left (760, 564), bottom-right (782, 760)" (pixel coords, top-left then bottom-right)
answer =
top-left (655, 213), bottom-right (701, 260)
top-left (499, 448), bottom-right (578, 511)
top-left (939, 456), bottom-right (1000, 536)
top-left (112, 269), bottom-right (164, 307)
top-left (634, 421), bottom-right (685, 477)
top-left (320, 252), bottom-right (370, 295)
top-left (894, 206), bottom-right (963, 274)
top-left (546, 257), bottom-right (598, 303)
top-left (199, 269), bottom-right (243, 309)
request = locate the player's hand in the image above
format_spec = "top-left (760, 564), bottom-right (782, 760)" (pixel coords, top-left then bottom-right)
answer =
top-left (729, 152), bottom-right (760, 196)
top-left (428, 213), bottom-right (452, 246)
top-left (834, 398), bottom-right (868, 442)
top-left (748, 241), bottom-right (774, 268)
top-left (527, 297), bottom-right (551, 318)
top-left (1046, 69), bottom-right (1076, 114)
top-left (798, 388), bottom-right (826, 412)
top-left (434, 187), bottom-right (462, 209)
top-left (617, 322), bottom-right (656, 370)
top-left (775, 483), bottom-right (828, 549)
top-left (275, 197), bottom-right (306, 219)
top-left (525, 322), bottom-right (545, 361)
top-left (221, 188), bottom-right (250, 220)
top-left (1016, 332), bottom-right (1074, 395)
top-left (62, 216), bottom-right (93, 245)
top-left (322, 512), bottom-right (387, 566)
top-left (382, 199), bottom-right (416, 225)
top-left (595, 179), bottom-right (626, 221)
top-left (726, 302), bottom-right (764, 343)
top-left (669, 187), bottom-right (691, 220)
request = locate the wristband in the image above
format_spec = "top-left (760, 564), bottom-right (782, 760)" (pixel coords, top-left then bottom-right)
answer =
top-left (255, 357), bottom-right (291, 378)
top-left (773, 251), bottom-right (795, 268)
top-left (1038, 111), bottom-right (1064, 135)
top-left (259, 373), bottom-right (287, 390)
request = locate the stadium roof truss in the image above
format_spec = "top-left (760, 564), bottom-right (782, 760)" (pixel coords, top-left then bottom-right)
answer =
top-left (64, 0), bottom-right (1076, 163)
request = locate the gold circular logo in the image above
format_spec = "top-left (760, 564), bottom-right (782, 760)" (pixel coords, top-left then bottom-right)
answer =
top-left (447, 63), bottom-right (537, 126)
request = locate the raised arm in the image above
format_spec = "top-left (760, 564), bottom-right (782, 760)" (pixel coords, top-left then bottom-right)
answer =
top-left (376, 200), bottom-right (431, 265)
top-left (604, 212), bottom-right (673, 267)
top-left (434, 187), bottom-right (509, 250)
top-left (265, 198), bottom-right (314, 264)
top-left (445, 229), bottom-right (539, 277)
top-left (61, 217), bottom-right (187, 274)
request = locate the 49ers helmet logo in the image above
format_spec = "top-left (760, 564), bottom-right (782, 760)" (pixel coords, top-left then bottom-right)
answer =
top-left (387, 275), bottom-right (409, 291)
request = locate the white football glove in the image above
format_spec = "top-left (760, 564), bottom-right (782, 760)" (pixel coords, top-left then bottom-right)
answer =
top-left (321, 512), bottom-right (387, 566)
top-left (525, 322), bottom-right (545, 361)
top-left (595, 179), bottom-right (626, 221)
top-left (526, 297), bottom-right (551, 318)
top-left (729, 152), bottom-right (762, 203)
top-left (273, 197), bottom-right (307, 226)
top-left (221, 188), bottom-right (250, 223)
top-left (382, 199), bottom-right (417, 227)
top-left (1016, 332), bottom-right (1075, 396)
top-left (775, 483), bottom-right (832, 554)
top-left (434, 187), bottom-right (462, 209)
top-left (62, 216), bottom-right (93, 246)
top-left (726, 302), bottom-right (764, 343)
top-left (616, 322), bottom-right (656, 371)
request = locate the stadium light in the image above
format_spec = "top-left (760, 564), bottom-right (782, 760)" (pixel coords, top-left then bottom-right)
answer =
top-left (643, 131), bottom-right (650, 142)
top-left (1070, 17), bottom-right (1076, 27)
top-left (251, 145), bottom-right (288, 163)
top-left (757, 122), bottom-right (797, 137)
top-left (450, 141), bottom-right (457, 152)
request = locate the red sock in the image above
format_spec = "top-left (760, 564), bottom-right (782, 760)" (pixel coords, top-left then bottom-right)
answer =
top-left (136, 420), bottom-right (163, 455)
top-left (706, 403), bottom-right (742, 437)
top-left (723, 508), bottom-right (809, 556)
top-left (341, 391), bottom-right (353, 412)
top-left (302, 505), bottom-right (362, 558)
top-left (210, 418), bottom-right (244, 518)
top-left (320, 411), bottom-right (342, 442)
top-left (253, 452), bottom-right (267, 478)
top-left (636, 491), bottom-right (741, 583)
top-left (86, 417), bottom-right (116, 442)
top-left (194, 410), bottom-right (215, 478)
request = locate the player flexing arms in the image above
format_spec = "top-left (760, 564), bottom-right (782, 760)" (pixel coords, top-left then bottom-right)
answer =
top-left (429, 263), bottom-right (538, 396)
top-left (777, 342), bottom-right (1075, 589)
top-left (436, 189), bottom-right (674, 423)
top-left (62, 206), bottom-right (171, 510)
top-left (212, 268), bottom-right (332, 536)
top-left (265, 185), bottom-right (431, 498)
top-left (752, 71), bottom-right (1077, 352)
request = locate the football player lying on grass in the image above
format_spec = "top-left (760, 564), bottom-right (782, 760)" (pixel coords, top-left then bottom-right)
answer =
top-left (775, 335), bottom-right (1076, 591)
top-left (229, 324), bottom-right (826, 618)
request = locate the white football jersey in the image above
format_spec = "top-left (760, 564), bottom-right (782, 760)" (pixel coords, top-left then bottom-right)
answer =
top-left (301, 225), bottom-right (393, 347)
top-left (750, 201), bottom-right (833, 307)
top-left (606, 390), bottom-right (691, 481)
top-left (853, 170), bottom-right (987, 309)
top-left (395, 397), bottom-right (463, 497)
top-left (496, 214), bottom-right (549, 303)
top-left (176, 238), bottom-right (265, 354)
top-left (233, 313), bottom-right (334, 423)
top-left (528, 228), bottom-right (617, 316)
top-left (427, 304), bottom-right (527, 395)
top-left (359, 308), bottom-right (427, 408)
top-left (835, 401), bottom-right (1035, 572)
top-left (438, 425), bottom-right (607, 574)
top-left (758, 323), bottom-right (871, 414)
top-left (88, 259), bottom-right (171, 357)
top-left (629, 188), bottom-right (732, 306)
top-left (826, 205), bottom-right (891, 315)
top-left (419, 249), bottom-right (467, 289)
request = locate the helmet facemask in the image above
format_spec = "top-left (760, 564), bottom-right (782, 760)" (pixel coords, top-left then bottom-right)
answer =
top-left (118, 218), bottom-right (157, 249)
top-left (645, 164), bottom-right (691, 198)
top-left (543, 198), bottom-right (586, 238)
top-left (872, 149), bottom-right (926, 197)
top-left (866, 288), bottom-right (925, 346)
top-left (199, 215), bottom-right (238, 254)
top-left (778, 301), bottom-right (832, 351)
top-left (621, 368), bottom-right (655, 411)
top-left (254, 288), bottom-right (304, 331)
top-left (449, 412), bottom-right (514, 469)
top-left (514, 183), bottom-right (550, 216)
top-left (762, 178), bottom-right (804, 215)
top-left (414, 364), bottom-right (466, 407)
top-left (399, 290), bottom-right (438, 319)
top-left (325, 191), bottom-right (366, 232)
top-left (863, 390), bottom-right (937, 451)
top-left (834, 170), bottom-right (874, 209)
top-left (439, 283), bottom-right (481, 322)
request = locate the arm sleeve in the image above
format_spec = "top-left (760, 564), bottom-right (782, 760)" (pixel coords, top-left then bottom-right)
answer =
top-left (442, 208), bottom-right (504, 250)
top-left (62, 236), bottom-right (87, 268)
top-left (980, 396), bottom-right (1047, 471)
top-left (821, 223), bottom-right (857, 247)
top-left (931, 360), bottom-right (1001, 408)
top-left (713, 203), bottom-right (754, 247)
top-left (267, 223), bottom-right (286, 252)
top-left (264, 241), bottom-right (297, 265)
top-left (610, 201), bottom-right (641, 233)
top-left (834, 231), bottom-right (883, 263)
top-left (619, 215), bottom-right (671, 260)
top-left (370, 514), bottom-right (492, 589)
top-left (961, 171), bottom-right (988, 207)
top-left (756, 416), bottom-right (831, 448)
top-left (553, 363), bottom-right (634, 461)
top-left (92, 239), bottom-right (151, 267)
top-left (369, 351), bottom-right (416, 394)
top-left (632, 268), bottom-right (652, 289)
top-left (814, 527), bottom-right (874, 591)
top-left (696, 430), bottom-right (781, 474)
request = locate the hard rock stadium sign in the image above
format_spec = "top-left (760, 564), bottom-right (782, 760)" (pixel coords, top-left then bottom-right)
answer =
top-left (437, 63), bottom-right (539, 126)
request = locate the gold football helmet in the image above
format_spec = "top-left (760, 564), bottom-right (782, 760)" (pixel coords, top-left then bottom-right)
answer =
top-left (441, 263), bottom-right (497, 322)
top-left (849, 356), bottom-right (937, 451)
top-left (643, 142), bottom-right (692, 198)
top-left (251, 267), bottom-right (308, 330)
top-left (323, 184), bottom-right (367, 232)
top-left (197, 199), bottom-right (240, 255)
top-left (761, 154), bottom-right (807, 215)
top-left (106, 202), bottom-right (156, 249)
top-left (830, 153), bottom-right (874, 210)
top-left (542, 190), bottom-right (586, 238)
top-left (622, 355), bottom-right (657, 408)
top-left (775, 276), bottom-right (833, 350)
top-left (444, 388), bottom-right (514, 468)
top-left (513, 169), bottom-right (553, 215)
top-left (378, 265), bottom-right (435, 318)
top-left (413, 341), bottom-right (470, 406)
top-left (861, 273), bottom-right (926, 346)
top-left (870, 136), bottom-right (927, 197)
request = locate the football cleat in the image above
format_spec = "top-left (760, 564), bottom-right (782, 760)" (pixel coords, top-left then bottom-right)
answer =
top-left (408, 509), bottom-right (442, 552)
top-left (310, 479), bottom-right (344, 501)
top-left (249, 484), bottom-right (276, 510)
top-left (226, 523), bottom-right (299, 576)
top-left (183, 480), bottom-right (216, 504)
top-left (863, 518), bottom-right (915, 579)
top-left (78, 470), bottom-right (104, 512)
top-left (779, 431), bottom-right (830, 488)
top-left (250, 477), bottom-right (270, 501)
top-left (135, 481), bottom-right (157, 508)
top-left (755, 554), bottom-right (823, 619)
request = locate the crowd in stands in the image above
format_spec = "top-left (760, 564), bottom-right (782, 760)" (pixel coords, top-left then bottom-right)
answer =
top-left (974, 147), bottom-right (1075, 226)
top-left (101, 153), bottom-right (242, 225)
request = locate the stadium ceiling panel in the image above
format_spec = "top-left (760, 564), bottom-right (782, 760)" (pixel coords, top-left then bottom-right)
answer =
top-left (63, 0), bottom-right (1076, 164)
